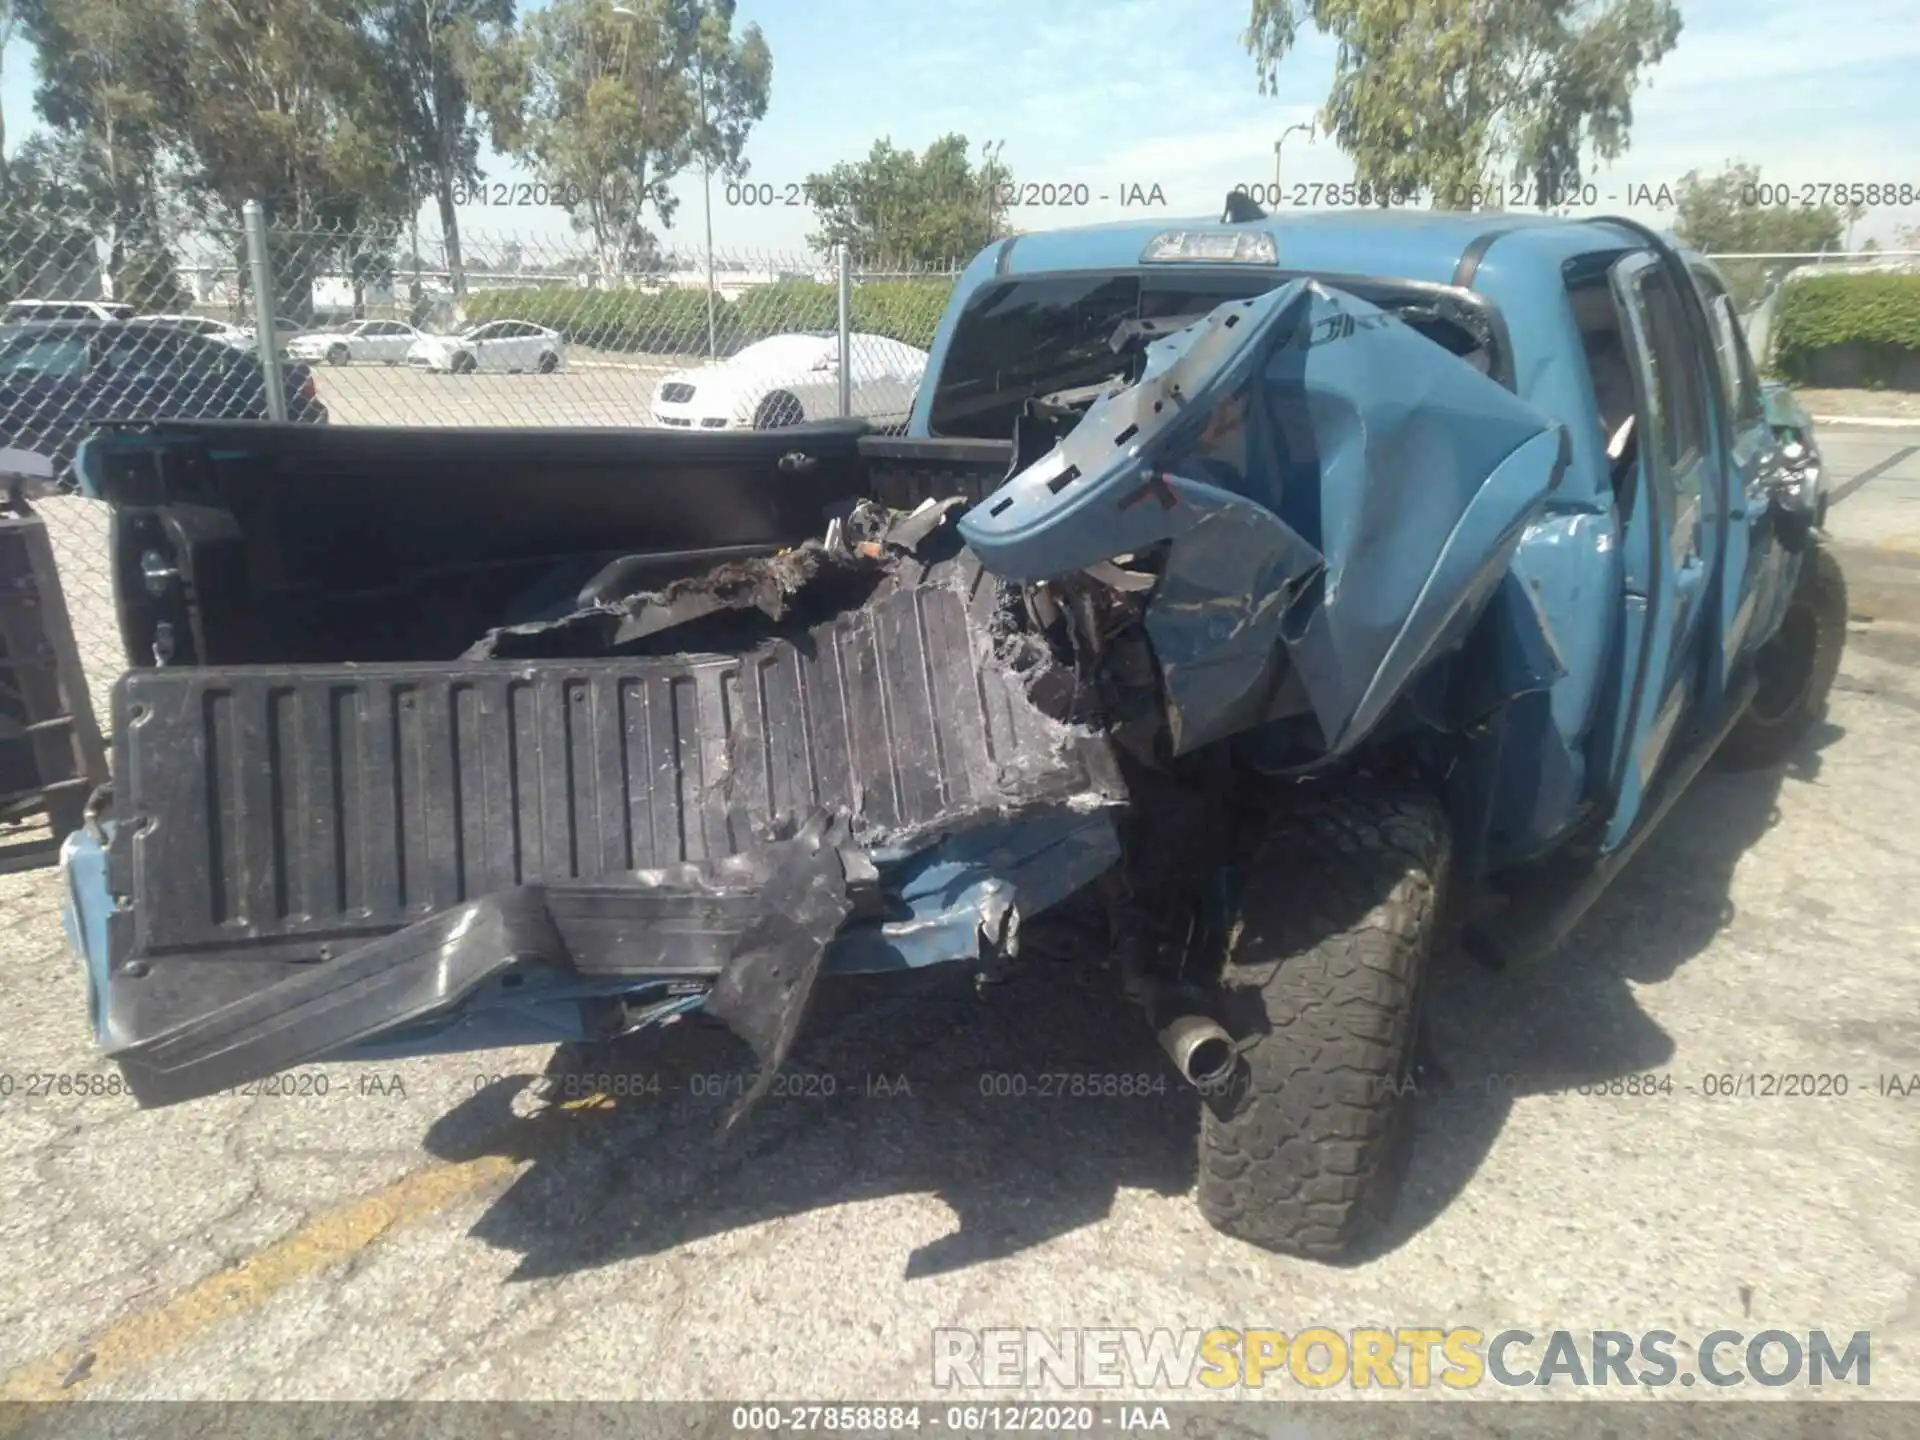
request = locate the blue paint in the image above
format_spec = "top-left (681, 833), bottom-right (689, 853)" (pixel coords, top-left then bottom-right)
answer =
top-left (932, 209), bottom-right (1804, 871)
top-left (958, 279), bottom-right (1570, 763)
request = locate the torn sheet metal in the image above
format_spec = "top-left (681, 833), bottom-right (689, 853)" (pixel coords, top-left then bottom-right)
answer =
top-left (957, 279), bottom-right (1570, 758)
top-left (468, 541), bottom-right (883, 660)
top-left (469, 497), bottom-right (976, 661)
top-left (698, 810), bottom-right (872, 1128)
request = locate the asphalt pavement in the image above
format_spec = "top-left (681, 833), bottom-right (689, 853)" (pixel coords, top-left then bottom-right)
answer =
top-left (1, 424), bottom-right (1917, 1410)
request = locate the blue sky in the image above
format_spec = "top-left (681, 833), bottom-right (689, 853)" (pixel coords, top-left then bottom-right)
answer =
top-left (4, 0), bottom-right (1916, 262)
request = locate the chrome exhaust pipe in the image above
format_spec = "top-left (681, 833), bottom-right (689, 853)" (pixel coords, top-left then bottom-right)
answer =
top-left (1159, 1013), bottom-right (1237, 1088)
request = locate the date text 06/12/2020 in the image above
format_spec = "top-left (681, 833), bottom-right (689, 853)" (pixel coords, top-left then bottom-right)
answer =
top-left (1231, 178), bottom-right (1918, 209)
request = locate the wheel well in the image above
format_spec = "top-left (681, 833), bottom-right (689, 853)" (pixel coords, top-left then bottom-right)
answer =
top-left (754, 390), bottom-right (805, 427)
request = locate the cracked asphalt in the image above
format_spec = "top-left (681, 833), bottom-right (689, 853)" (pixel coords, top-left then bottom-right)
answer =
top-left (1, 427), bottom-right (1917, 1409)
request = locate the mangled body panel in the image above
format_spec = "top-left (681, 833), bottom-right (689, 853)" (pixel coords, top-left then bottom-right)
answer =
top-left (958, 279), bottom-right (1570, 758)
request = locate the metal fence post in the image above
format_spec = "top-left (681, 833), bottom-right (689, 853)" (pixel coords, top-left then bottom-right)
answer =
top-left (242, 200), bottom-right (289, 422)
top-left (836, 244), bottom-right (852, 418)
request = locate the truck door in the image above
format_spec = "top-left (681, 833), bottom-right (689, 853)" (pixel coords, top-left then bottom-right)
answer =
top-left (1689, 263), bottom-right (1779, 695)
top-left (1603, 250), bottom-right (1722, 846)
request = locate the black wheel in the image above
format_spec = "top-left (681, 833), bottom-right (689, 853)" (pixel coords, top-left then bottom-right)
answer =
top-left (537, 350), bottom-right (559, 374)
top-left (1718, 544), bottom-right (1847, 770)
top-left (753, 390), bottom-right (805, 429)
top-left (1198, 782), bottom-right (1451, 1260)
top-left (326, 343), bottom-right (350, 366)
top-left (450, 351), bottom-right (476, 375)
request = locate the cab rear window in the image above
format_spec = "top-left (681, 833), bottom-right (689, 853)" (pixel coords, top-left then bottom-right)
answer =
top-left (927, 269), bottom-right (1505, 439)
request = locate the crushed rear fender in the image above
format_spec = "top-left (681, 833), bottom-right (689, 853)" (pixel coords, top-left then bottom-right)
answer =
top-left (958, 279), bottom-right (1571, 757)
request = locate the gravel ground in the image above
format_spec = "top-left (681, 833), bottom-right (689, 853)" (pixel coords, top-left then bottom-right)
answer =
top-left (1795, 389), bottom-right (1920, 422)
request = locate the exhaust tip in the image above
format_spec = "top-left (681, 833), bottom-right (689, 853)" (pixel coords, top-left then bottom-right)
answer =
top-left (1160, 1013), bottom-right (1237, 1088)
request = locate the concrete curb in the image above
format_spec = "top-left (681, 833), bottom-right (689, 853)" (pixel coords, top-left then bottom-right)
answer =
top-left (1812, 415), bottom-right (1920, 429)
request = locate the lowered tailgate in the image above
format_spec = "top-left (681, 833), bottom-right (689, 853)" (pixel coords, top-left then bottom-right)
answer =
top-left (79, 550), bottom-right (1127, 1104)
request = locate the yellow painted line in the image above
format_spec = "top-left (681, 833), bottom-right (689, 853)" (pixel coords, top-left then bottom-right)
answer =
top-left (0, 1154), bottom-right (519, 1410)
top-left (1876, 535), bottom-right (1920, 556)
top-left (0, 1082), bottom-right (611, 1418)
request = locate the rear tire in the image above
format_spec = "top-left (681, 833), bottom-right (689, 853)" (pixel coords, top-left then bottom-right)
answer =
top-left (537, 350), bottom-right (559, 374)
top-left (753, 390), bottom-right (805, 429)
top-left (1197, 782), bottom-right (1451, 1261)
top-left (1718, 543), bottom-right (1847, 770)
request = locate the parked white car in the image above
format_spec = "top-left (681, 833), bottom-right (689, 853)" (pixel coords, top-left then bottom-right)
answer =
top-left (406, 321), bottom-right (567, 375)
top-left (649, 333), bottom-right (927, 430)
top-left (289, 320), bottom-right (425, 366)
top-left (144, 315), bottom-right (259, 352)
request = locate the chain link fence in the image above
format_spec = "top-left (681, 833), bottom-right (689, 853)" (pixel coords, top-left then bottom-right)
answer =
top-left (1, 202), bottom-right (965, 749)
top-left (150, 214), bottom-right (957, 433)
top-left (2, 200), bottom-right (1911, 760)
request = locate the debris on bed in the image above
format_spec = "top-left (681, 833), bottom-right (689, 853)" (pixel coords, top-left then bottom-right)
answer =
top-left (464, 496), bottom-right (975, 661)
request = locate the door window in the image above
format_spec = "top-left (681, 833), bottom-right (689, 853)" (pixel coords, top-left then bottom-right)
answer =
top-left (1618, 262), bottom-right (1712, 561)
top-left (0, 334), bottom-right (90, 379)
top-left (1565, 271), bottom-right (1637, 464)
top-left (1625, 266), bottom-right (1708, 474)
top-left (1693, 270), bottom-right (1765, 430)
top-left (97, 329), bottom-right (189, 373)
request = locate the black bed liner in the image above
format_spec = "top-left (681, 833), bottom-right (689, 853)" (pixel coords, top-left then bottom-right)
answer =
top-left (102, 548), bottom-right (1126, 1040)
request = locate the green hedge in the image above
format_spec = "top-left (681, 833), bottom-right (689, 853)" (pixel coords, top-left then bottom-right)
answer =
top-left (460, 277), bottom-right (956, 357)
top-left (851, 279), bottom-right (955, 350)
top-left (462, 285), bottom-right (724, 353)
top-left (1773, 273), bottom-right (1920, 384)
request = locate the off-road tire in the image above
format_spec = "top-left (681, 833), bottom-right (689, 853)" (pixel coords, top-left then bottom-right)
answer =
top-left (1718, 543), bottom-right (1847, 770)
top-left (753, 391), bottom-right (805, 429)
top-left (326, 343), bottom-right (351, 366)
top-left (1197, 783), bottom-right (1451, 1260)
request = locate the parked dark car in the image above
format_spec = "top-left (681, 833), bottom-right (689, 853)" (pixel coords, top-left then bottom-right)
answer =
top-left (0, 319), bottom-right (327, 484)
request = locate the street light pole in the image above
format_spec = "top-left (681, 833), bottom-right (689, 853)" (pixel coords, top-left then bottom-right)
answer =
top-left (1273, 120), bottom-right (1314, 196)
top-left (619, 4), bottom-right (716, 358)
top-left (696, 45), bottom-right (716, 360)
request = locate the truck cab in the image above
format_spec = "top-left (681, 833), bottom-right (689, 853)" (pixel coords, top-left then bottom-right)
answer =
top-left (911, 208), bottom-right (1827, 870)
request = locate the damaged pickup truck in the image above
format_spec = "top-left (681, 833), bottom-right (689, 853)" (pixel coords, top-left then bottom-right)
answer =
top-left (48, 204), bottom-right (1845, 1260)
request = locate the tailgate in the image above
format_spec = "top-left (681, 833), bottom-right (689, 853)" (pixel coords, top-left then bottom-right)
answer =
top-left (85, 550), bottom-right (1127, 1100)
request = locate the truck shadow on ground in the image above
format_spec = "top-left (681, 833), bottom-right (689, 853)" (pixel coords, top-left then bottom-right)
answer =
top-left (421, 723), bottom-right (1840, 1281)
top-left (1364, 718), bottom-right (1843, 1260)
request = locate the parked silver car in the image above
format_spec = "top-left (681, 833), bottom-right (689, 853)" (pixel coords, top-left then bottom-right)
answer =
top-left (406, 321), bottom-right (567, 375)
top-left (288, 320), bottom-right (426, 367)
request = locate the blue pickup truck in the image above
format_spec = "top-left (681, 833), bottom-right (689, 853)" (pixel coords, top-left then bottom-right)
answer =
top-left (37, 202), bottom-right (1842, 1261)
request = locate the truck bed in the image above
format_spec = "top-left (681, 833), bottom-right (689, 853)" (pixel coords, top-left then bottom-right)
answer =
top-left (79, 419), bottom-right (1014, 668)
top-left (69, 421), bottom-right (1124, 1104)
